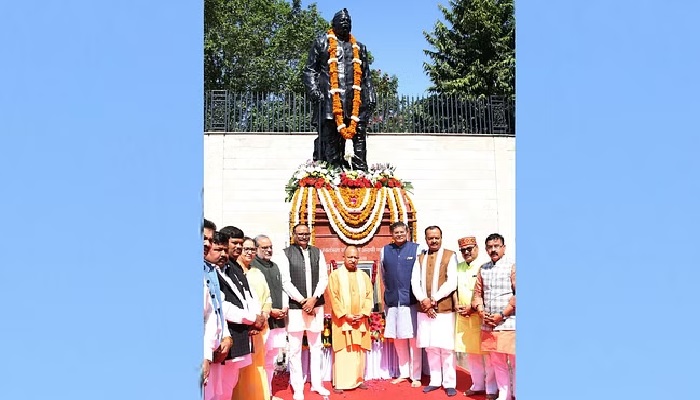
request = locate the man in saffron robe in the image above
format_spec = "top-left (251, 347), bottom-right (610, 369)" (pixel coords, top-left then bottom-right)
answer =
top-left (302, 8), bottom-right (376, 171)
top-left (327, 246), bottom-right (373, 393)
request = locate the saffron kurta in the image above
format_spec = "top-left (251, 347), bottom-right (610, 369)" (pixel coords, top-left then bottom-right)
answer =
top-left (231, 268), bottom-right (272, 400)
top-left (454, 260), bottom-right (485, 354)
top-left (327, 267), bottom-right (373, 389)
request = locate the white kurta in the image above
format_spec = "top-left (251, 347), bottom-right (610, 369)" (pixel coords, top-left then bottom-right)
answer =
top-left (217, 268), bottom-right (259, 366)
top-left (203, 278), bottom-right (230, 361)
top-left (410, 248), bottom-right (458, 350)
top-left (277, 249), bottom-right (329, 333)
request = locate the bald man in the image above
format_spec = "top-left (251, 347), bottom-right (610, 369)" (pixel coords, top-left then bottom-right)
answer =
top-left (327, 246), bottom-right (374, 393)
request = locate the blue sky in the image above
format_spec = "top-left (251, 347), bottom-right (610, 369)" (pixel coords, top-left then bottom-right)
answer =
top-left (302, 0), bottom-right (444, 95)
top-left (2, 1), bottom-right (700, 399)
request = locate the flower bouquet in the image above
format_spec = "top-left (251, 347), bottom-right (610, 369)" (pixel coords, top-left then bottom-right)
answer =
top-left (285, 161), bottom-right (415, 202)
top-left (285, 160), bottom-right (340, 202)
top-left (369, 312), bottom-right (386, 343)
top-left (322, 314), bottom-right (333, 348)
top-left (339, 170), bottom-right (373, 188)
top-left (369, 163), bottom-right (413, 192)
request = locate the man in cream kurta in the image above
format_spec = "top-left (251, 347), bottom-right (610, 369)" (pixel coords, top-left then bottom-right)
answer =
top-left (411, 226), bottom-right (459, 397)
top-left (454, 236), bottom-right (497, 399)
top-left (231, 238), bottom-right (272, 400)
top-left (327, 246), bottom-right (373, 393)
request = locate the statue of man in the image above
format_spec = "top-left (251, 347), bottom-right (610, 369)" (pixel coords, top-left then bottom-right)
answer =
top-left (303, 8), bottom-right (376, 171)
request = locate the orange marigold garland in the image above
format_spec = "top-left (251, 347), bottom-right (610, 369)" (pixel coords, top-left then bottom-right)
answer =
top-left (404, 190), bottom-right (418, 242)
top-left (308, 187), bottom-right (317, 245)
top-left (389, 190), bottom-right (402, 224)
top-left (327, 29), bottom-right (363, 163)
top-left (326, 187), bottom-right (377, 226)
top-left (317, 187), bottom-right (386, 244)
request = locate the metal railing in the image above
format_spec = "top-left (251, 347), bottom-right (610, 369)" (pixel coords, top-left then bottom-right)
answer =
top-left (205, 90), bottom-right (515, 135)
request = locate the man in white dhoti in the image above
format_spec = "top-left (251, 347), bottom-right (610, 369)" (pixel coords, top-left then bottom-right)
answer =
top-left (411, 226), bottom-right (458, 397)
top-left (279, 223), bottom-right (331, 400)
top-left (380, 221), bottom-right (422, 387)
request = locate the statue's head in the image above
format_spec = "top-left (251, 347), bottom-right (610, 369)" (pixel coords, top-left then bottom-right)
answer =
top-left (332, 8), bottom-right (352, 39)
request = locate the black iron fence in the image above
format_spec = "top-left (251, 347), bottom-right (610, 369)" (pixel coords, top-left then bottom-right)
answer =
top-left (205, 90), bottom-right (515, 135)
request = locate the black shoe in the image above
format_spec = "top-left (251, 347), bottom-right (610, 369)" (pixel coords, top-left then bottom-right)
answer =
top-left (423, 386), bottom-right (441, 393)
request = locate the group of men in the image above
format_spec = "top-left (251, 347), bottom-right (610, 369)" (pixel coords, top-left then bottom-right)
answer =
top-left (202, 220), bottom-right (341, 400)
top-left (380, 222), bottom-right (516, 400)
top-left (202, 219), bottom-right (515, 400)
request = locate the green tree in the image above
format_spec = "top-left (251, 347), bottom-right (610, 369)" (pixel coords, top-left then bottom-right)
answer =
top-left (423, 0), bottom-right (515, 97)
top-left (371, 69), bottom-right (399, 99)
top-left (204, 0), bottom-right (329, 93)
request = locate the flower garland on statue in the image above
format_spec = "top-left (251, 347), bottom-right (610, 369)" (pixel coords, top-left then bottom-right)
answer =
top-left (335, 186), bottom-right (372, 212)
top-left (286, 163), bottom-right (416, 244)
top-left (285, 162), bottom-right (411, 203)
top-left (327, 29), bottom-right (363, 164)
top-left (288, 186), bottom-right (317, 245)
top-left (405, 191), bottom-right (417, 242)
top-left (291, 186), bottom-right (413, 245)
top-left (317, 186), bottom-right (387, 245)
top-left (325, 188), bottom-right (378, 226)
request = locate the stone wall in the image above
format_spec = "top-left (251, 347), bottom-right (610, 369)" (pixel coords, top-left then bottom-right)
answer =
top-left (203, 132), bottom-right (515, 260)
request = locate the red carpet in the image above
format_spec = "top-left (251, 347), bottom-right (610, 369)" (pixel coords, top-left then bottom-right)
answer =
top-left (270, 367), bottom-right (486, 400)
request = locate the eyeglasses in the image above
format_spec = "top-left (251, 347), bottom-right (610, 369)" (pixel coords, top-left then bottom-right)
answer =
top-left (242, 247), bottom-right (256, 253)
top-left (259, 246), bottom-right (273, 250)
top-left (459, 246), bottom-right (476, 253)
top-left (295, 233), bottom-right (310, 237)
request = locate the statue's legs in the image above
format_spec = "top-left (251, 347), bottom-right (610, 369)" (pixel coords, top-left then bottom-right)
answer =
top-left (321, 119), bottom-right (343, 168)
top-left (351, 123), bottom-right (368, 171)
top-left (312, 103), bottom-right (322, 162)
top-left (313, 137), bottom-right (321, 161)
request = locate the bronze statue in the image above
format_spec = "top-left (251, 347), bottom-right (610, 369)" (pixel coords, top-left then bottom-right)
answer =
top-left (303, 8), bottom-right (376, 171)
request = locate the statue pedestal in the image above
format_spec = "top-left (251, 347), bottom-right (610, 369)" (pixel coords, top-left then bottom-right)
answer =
top-left (289, 187), bottom-right (416, 263)
top-left (289, 187), bottom-right (416, 307)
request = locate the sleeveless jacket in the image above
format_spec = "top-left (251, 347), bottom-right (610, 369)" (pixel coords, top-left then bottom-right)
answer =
top-left (283, 245), bottom-right (326, 309)
top-left (382, 241), bottom-right (420, 307)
